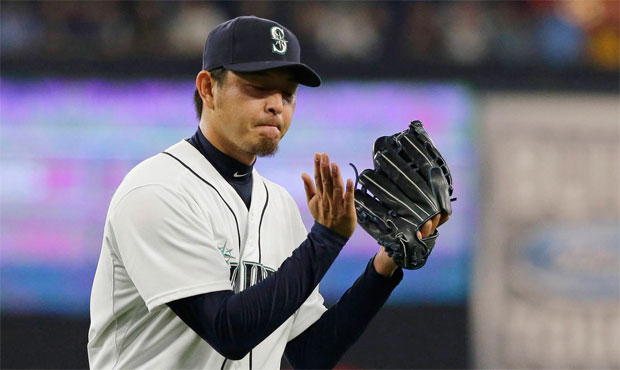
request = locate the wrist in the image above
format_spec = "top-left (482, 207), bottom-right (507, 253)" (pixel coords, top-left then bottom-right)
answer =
top-left (311, 221), bottom-right (349, 245)
top-left (373, 248), bottom-right (399, 277)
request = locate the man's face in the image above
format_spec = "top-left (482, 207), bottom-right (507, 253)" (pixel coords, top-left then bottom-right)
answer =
top-left (210, 69), bottom-right (298, 159)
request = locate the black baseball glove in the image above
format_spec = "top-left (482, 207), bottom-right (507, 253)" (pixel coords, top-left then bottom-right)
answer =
top-left (352, 120), bottom-right (455, 269)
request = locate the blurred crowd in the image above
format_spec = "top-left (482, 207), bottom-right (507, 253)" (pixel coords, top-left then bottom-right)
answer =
top-left (2, 0), bottom-right (619, 72)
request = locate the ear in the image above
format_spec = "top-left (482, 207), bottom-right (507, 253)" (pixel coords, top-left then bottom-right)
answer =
top-left (196, 70), bottom-right (216, 111)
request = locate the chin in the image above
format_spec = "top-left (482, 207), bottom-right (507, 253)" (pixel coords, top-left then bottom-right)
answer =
top-left (247, 137), bottom-right (280, 157)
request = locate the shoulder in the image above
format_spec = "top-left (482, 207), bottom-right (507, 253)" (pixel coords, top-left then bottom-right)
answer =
top-left (110, 140), bottom-right (219, 212)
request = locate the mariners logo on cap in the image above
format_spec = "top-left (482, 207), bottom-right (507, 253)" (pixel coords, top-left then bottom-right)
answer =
top-left (270, 26), bottom-right (288, 55)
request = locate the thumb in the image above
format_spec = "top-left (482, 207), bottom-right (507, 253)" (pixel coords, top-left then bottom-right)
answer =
top-left (301, 173), bottom-right (316, 203)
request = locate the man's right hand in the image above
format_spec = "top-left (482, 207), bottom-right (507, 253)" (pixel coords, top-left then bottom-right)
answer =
top-left (301, 153), bottom-right (357, 238)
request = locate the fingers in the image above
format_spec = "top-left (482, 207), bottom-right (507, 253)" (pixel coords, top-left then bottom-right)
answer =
top-left (331, 162), bottom-right (344, 203)
top-left (420, 220), bottom-right (433, 238)
top-left (320, 153), bottom-right (333, 200)
top-left (438, 213), bottom-right (450, 227)
top-left (344, 178), bottom-right (355, 214)
top-left (301, 172), bottom-right (316, 203)
top-left (314, 153), bottom-right (323, 195)
top-left (419, 214), bottom-right (443, 238)
top-left (431, 214), bottom-right (441, 232)
top-left (306, 152), bottom-right (357, 238)
top-left (311, 152), bottom-right (354, 216)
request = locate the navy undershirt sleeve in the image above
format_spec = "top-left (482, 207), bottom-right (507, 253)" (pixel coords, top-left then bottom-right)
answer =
top-left (167, 222), bottom-right (347, 361)
top-left (284, 257), bottom-right (403, 368)
top-left (178, 128), bottom-right (400, 365)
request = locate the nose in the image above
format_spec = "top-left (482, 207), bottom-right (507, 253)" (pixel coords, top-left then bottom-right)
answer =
top-left (265, 92), bottom-right (284, 116)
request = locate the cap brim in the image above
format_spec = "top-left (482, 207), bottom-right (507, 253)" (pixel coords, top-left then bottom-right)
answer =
top-left (222, 61), bottom-right (321, 87)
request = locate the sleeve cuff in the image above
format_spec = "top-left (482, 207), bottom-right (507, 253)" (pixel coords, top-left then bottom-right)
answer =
top-left (310, 221), bottom-right (349, 246)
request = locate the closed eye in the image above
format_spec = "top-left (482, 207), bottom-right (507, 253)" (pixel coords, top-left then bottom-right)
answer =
top-left (249, 84), bottom-right (268, 92)
top-left (282, 92), bottom-right (295, 103)
top-left (245, 84), bottom-right (295, 103)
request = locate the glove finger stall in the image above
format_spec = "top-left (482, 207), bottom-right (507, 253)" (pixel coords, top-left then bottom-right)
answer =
top-left (353, 189), bottom-right (393, 236)
top-left (402, 122), bottom-right (454, 195)
top-left (395, 131), bottom-right (436, 177)
top-left (358, 170), bottom-right (433, 223)
top-left (428, 167), bottom-right (453, 215)
top-left (373, 149), bottom-right (439, 213)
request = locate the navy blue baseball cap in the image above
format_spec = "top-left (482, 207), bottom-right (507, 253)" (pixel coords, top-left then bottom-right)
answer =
top-left (202, 16), bottom-right (321, 87)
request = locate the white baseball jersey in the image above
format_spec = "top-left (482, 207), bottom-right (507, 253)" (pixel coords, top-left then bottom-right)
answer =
top-left (88, 139), bottom-right (327, 369)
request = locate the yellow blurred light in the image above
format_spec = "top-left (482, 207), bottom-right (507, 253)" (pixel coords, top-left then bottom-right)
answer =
top-left (587, 25), bottom-right (620, 70)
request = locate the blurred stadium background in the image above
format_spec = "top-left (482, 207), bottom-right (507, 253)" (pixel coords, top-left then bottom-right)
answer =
top-left (1, 1), bottom-right (618, 369)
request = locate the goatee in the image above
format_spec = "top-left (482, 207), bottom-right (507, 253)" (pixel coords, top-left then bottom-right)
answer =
top-left (247, 137), bottom-right (279, 157)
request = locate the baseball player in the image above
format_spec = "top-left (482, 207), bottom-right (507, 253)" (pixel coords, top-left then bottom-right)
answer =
top-left (88, 16), bottom-right (443, 369)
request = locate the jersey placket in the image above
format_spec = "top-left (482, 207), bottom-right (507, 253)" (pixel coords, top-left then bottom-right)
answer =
top-left (238, 176), bottom-right (266, 292)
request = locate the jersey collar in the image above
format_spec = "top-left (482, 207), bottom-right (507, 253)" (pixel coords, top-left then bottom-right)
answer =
top-left (187, 127), bottom-right (254, 184)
